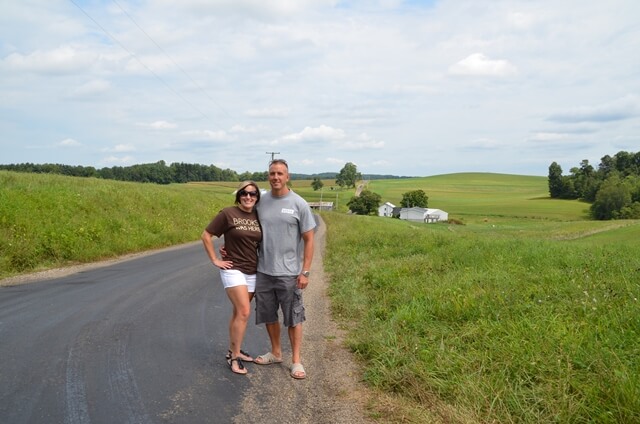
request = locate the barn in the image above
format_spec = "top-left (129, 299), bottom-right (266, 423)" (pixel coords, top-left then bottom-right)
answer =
top-left (399, 207), bottom-right (448, 223)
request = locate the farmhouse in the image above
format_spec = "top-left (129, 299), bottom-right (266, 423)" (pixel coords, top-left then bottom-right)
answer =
top-left (378, 202), bottom-right (395, 217)
top-left (399, 207), bottom-right (448, 223)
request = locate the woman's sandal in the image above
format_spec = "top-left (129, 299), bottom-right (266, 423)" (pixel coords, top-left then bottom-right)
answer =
top-left (227, 357), bottom-right (247, 375)
top-left (225, 349), bottom-right (253, 362)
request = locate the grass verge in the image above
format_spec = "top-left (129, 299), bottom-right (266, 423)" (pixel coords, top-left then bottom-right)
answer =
top-left (322, 212), bottom-right (640, 423)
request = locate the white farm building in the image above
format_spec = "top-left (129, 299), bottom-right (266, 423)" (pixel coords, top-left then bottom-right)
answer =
top-left (378, 202), bottom-right (395, 217)
top-left (399, 207), bottom-right (448, 223)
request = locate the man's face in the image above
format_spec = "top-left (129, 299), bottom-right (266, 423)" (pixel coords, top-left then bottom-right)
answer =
top-left (268, 162), bottom-right (289, 190)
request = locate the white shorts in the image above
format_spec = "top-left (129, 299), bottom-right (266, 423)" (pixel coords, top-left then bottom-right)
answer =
top-left (219, 269), bottom-right (256, 293)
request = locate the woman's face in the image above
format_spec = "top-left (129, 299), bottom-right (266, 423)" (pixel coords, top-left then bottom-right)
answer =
top-left (238, 185), bottom-right (258, 210)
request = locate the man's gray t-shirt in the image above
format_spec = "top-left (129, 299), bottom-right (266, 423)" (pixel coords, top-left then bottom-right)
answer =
top-left (256, 190), bottom-right (316, 276)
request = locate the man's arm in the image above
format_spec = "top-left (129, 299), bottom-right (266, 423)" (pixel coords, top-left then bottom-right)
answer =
top-left (297, 229), bottom-right (314, 289)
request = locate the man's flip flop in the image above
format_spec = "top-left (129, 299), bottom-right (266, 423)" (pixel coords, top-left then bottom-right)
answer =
top-left (254, 352), bottom-right (283, 365)
top-left (290, 363), bottom-right (306, 379)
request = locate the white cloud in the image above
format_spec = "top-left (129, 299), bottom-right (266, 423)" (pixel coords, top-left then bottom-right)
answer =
top-left (2, 45), bottom-right (96, 74)
top-left (58, 138), bottom-right (81, 147)
top-left (279, 125), bottom-right (346, 144)
top-left (101, 155), bottom-right (135, 165)
top-left (102, 144), bottom-right (136, 153)
top-left (326, 157), bottom-right (346, 165)
top-left (449, 53), bottom-right (517, 77)
top-left (138, 120), bottom-right (178, 130)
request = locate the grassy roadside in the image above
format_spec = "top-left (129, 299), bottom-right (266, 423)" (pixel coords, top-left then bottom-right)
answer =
top-left (322, 212), bottom-right (640, 423)
top-left (0, 171), bottom-right (232, 279)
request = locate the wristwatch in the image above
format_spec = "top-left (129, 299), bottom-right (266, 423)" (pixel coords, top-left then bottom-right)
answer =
top-left (301, 271), bottom-right (310, 278)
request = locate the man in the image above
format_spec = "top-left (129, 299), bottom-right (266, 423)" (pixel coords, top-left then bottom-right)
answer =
top-left (253, 159), bottom-right (316, 380)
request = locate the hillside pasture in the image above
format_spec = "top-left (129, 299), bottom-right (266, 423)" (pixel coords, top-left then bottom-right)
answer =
top-left (368, 173), bottom-right (590, 222)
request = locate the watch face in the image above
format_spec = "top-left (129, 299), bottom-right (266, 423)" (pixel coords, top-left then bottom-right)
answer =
top-left (302, 271), bottom-right (310, 277)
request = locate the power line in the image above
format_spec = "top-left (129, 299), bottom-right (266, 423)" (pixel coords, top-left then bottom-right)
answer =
top-left (110, 0), bottom-right (234, 122)
top-left (68, 0), bottom-right (210, 120)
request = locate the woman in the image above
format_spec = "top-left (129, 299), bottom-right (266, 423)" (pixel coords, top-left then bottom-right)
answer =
top-left (201, 181), bottom-right (262, 375)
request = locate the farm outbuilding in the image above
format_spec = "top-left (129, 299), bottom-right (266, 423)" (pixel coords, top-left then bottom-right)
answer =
top-left (308, 201), bottom-right (334, 211)
top-left (378, 202), bottom-right (395, 217)
top-left (399, 207), bottom-right (448, 223)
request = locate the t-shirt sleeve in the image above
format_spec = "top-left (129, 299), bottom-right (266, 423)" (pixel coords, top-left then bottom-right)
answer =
top-left (298, 199), bottom-right (316, 233)
top-left (205, 209), bottom-right (228, 237)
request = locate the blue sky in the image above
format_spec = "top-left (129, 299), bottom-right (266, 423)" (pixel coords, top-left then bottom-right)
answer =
top-left (1, 0), bottom-right (639, 177)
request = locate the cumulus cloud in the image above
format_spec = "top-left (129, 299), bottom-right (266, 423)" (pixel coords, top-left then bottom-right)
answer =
top-left (326, 157), bottom-right (346, 165)
top-left (2, 45), bottom-right (96, 74)
top-left (279, 125), bottom-right (346, 144)
top-left (102, 144), bottom-right (136, 153)
top-left (58, 138), bottom-right (81, 147)
top-left (449, 53), bottom-right (517, 77)
top-left (101, 155), bottom-right (135, 165)
top-left (546, 95), bottom-right (640, 123)
top-left (138, 120), bottom-right (178, 130)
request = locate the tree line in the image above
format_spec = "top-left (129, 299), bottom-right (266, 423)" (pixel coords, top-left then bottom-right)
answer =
top-left (0, 161), bottom-right (409, 185)
top-left (0, 161), bottom-right (268, 184)
top-left (548, 150), bottom-right (640, 220)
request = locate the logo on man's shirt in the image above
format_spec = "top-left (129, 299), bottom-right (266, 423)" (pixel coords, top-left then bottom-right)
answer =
top-left (281, 208), bottom-right (295, 214)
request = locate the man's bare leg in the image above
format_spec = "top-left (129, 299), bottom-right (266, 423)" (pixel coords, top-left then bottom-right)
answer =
top-left (266, 322), bottom-right (282, 358)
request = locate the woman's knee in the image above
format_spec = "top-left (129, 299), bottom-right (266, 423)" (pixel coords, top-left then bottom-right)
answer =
top-left (235, 305), bottom-right (251, 321)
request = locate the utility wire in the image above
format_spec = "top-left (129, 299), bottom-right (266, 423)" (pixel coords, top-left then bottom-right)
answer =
top-left (68, 0), bottom-right (210, 121)
top-left (111, 0), bottom-right (234, 122)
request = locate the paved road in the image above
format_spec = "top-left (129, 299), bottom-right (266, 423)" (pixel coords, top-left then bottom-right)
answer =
top-left (0, 241), bottom-right (267, 424)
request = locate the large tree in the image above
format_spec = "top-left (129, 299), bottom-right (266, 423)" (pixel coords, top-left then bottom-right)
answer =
top-left (311, 177), bottom-right (324, 191)
top-left (590, 176), bottom-right (631, 220)
top-left (347, 189), bottom-right (381, 215)
top-left (400, 189), bottom-right (428, 208)
top-left (336, 162), bottom-right (361, 188)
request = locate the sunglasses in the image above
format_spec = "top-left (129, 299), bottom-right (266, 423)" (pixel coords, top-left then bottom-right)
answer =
top-left (239, 190), bottom-right (258, 197)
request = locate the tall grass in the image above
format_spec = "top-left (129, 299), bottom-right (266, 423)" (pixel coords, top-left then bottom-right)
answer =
top-left (323, 213), bottom-right (640, 423)
top-left (0, 171), bottom-right (230, 279)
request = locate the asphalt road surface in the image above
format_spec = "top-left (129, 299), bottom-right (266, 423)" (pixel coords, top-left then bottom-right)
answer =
top-left (0, 241), bottom-right (268, 424)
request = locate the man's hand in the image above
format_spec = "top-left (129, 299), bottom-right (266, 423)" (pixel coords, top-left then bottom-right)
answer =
top-left (297, 273), bottom-right (309, 289)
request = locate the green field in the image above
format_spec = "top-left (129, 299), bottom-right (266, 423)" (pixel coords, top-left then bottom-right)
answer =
top-left (2, 170), bottom-right (638, 423)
